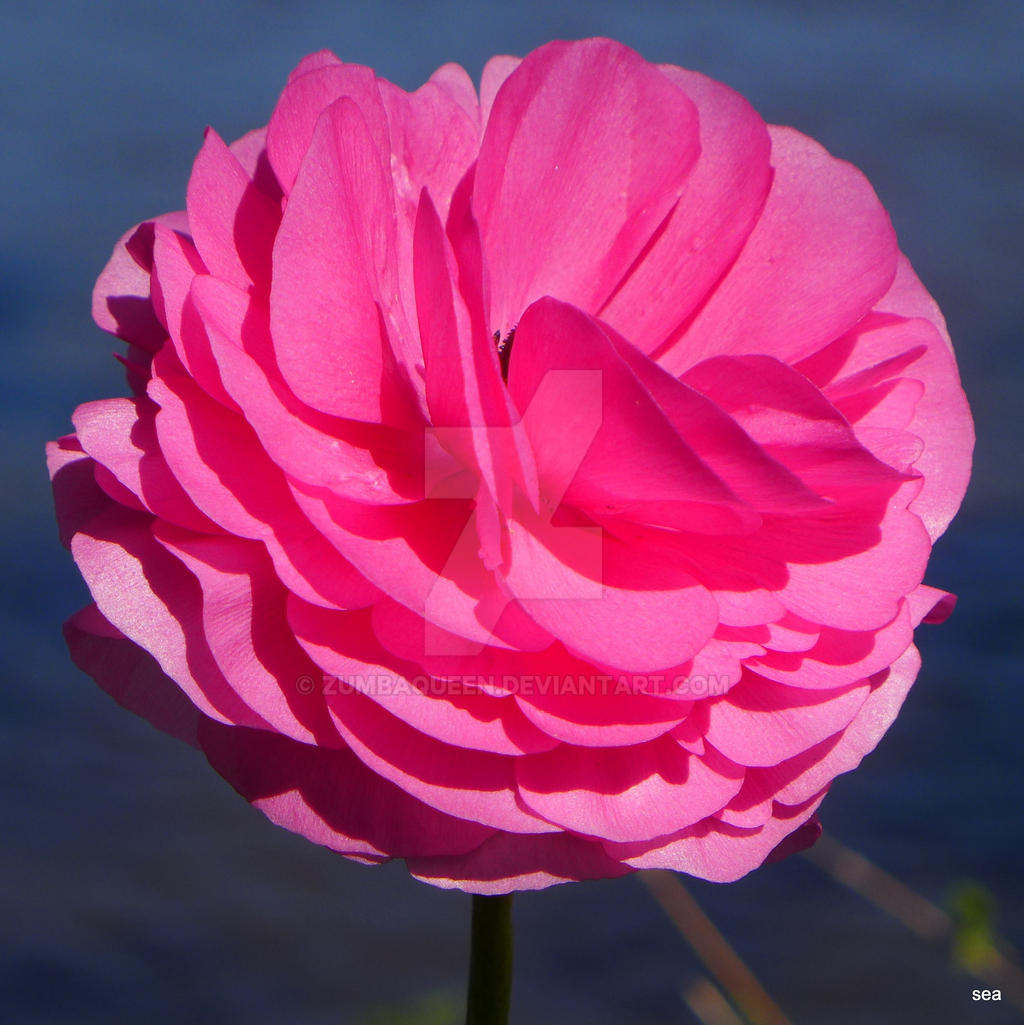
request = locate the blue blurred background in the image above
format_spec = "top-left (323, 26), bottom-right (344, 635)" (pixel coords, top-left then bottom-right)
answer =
top-left (3, 1), bottom-right (1022, 1022)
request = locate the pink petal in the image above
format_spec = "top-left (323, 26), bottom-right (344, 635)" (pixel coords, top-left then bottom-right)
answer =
top-left (877, 260), bottom-right (971, 545)
top-left (65, 603), bottom-right (202, 746)
top-left (270, 97), bottom-right (403, 421)
top-left (703, 671), bottom-right (870, 766)
top-left (682, 354), bottom-right (910, 502)
top-left (613, 336), bottom-right (829, 517)
top-left (48, 436), bottom-right (126, 549)
top-left (193, 275), bottom-right (423, 503)
top-left (72, 396), bottom-right (220, 534)
top-left (514, 681), bottom-right (692, 748)
top-left (756, 616), bottom-right (820, 654)
top-left (806, 256), bottom-right (974, 541)
top-left (152, 523), bottom-right (340, 745)
top-left (426, 62), bottom-right (481, 127)
top-left (517, 741), bottom-right (744, 843)
top-left (327, 689), bottom-right (558, 834)
top-left (762, 817), bottom-right (822, 864)
top-left (769, 479), bottom-right (930, 630)
top-left (289, 483), bottom-right (525, 648)
top-left (677, 636), bottom-right (763, 697)
top-left (150, 224), bottom-right (238, 408)
top-left (657, 125), bottom-right (898, 374)
top-left (150, 223), bottom-right (205, 341)
top-left (474, 38), bottom-right (700, 334)
top-left (599, 65), bottom-right (772, 355)
top-left (408, 830), bottom-right (630, 894)
top-left (479, 55), bottom-right (520, 127)
top-left (762, 644), bottom-right (921, 807)
top-left (227, 126), bottom-right (275, 185)
top-left (378, 75), bottom-right (479, 217)
top-left (266, 59), bottom-right (383, 195)
top-left (508, 299), bottom-right (759, 534)
top-left (92, 214), bottom-right (186, 351)
top-left (70, 504), bottom-right (271, 729)
top-left (287, 50), bottom-right (343, 81)
top-left (750, 601), bottom-right (913, 690)
top-left (288, 598), bottom-right (556, 756)
top-left (198, 718), bottom-right (495, 860)
top-left (368, 595), bottom-right (552, 673)
top-left (415, 190), bottom-right (532, 513)
top-left (907, 583), bottom-right (956, 625)
top-left (148, 345), bottom-right (380, 611)
top-left (503, 497), bottom-right (718, 672)
top-left (186, 127), bottom-right (280, 292)
top-left (609, 791), bottom-right (826, 882)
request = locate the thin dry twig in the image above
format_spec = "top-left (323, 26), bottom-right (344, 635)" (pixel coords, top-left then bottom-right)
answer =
top-left (640, 869), bottom-right (794, 1025)
top-left (680, 976), bottom-right (748, 1025)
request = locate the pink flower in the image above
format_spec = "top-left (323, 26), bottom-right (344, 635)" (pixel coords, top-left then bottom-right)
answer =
top-left (49, 39), bottom-right (972, 893)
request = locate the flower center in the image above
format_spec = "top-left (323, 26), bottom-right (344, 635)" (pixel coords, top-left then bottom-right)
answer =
top-left (493, 327), bottom-right (517, 382)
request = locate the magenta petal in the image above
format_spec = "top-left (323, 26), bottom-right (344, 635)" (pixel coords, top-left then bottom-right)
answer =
top-left (186, 127), bottom-right (280, 292)
top-left (704, 671), bottom-right (871, 767)
top-left (600, 65), bottom-right (772, 355)
top-left (750, 602), bottom-right (913, 690)
top-left (290, 484), bottom-right (523, 648)
top-left (517, 741), bottom-right (744, 843)
top-left (270, 97), bottom-right (400, 421)
top-left (148, 345), bottom-right (304, 539)
top-left (408, 831), bottom-right (630, 894)
top-left (761, 817), bottom-right (822, 864)
top-left (771, 480), bottom-right (931, 631)
top-left (514, 683), bottom-right (692, 748)
top-left (378, 76), bottom-right (479, 217)
top-left (369, 595), bottom-right (552, 674)
top-left (509, 299), bottom-right (758, 533)
top-left (908, 584), bottom-right (956, 625)
top-left (327, 689), bottom-right (558, 834)
top-left (148, 346), bottom-right (380, 611)
top-left (475, 38), bottom-right (700, 333)
top-left (610, 791), bottom-right (826, 882)
top-left (72, 396), bottom-right (220, 534)
top-left (92, 217), bottom-right (182, 351)
top-left (193, 275), bottom-right (423, 503)
top-left (613, 338), bottom-right (828, 517)
top-left (503, 501), bottom-right (718, 672)
top-left (682, 354), bottom-right (909, 501)
top-left (425, 62), bottom-right (481, 126)
top-left (659, 125), bottom-right (898, 374)
top-left (65, 604), bottom-right (202, 746)
top-left (415, 189), bottom-right (531, 511)
top-left (479, 55), bottom-right (521, 127)
top-left (151, 523), bottom-right (339, 745)
top-left (735, 643), bottom-right (921, 816)
top-left (47, 437), bottom-right (113, 549)
top-left (198, 719), bottom-right (495, 860)
top-left (854, 257), bottom-right (974, 540)
top-left (70, 504), bottom-right (270, 729)
top-left (266, 60), bottom-right (382, 195)
top-left (150, 223), bottom-right (205, 342)
top-left (771, 645), bottom-right (921, 806)
top-left (288, 598), bottom-right (556, 756)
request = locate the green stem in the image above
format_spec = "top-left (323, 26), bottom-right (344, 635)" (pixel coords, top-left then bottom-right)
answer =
top-left (465, 893), bottom-right (514, 1025)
